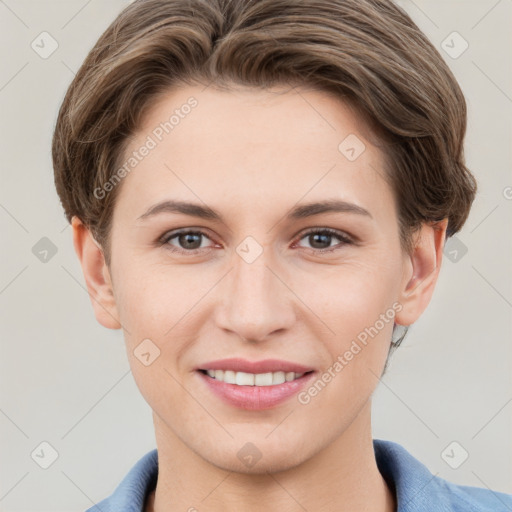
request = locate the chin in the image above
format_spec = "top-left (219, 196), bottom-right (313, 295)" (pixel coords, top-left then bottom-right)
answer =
top-left (211, 450), bottom-right (307, 475)
top-left (198, 434), bottom-right (314, 475)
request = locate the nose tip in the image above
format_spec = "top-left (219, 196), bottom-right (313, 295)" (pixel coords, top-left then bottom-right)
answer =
top-left (215, 254), bottom-right (296, 343)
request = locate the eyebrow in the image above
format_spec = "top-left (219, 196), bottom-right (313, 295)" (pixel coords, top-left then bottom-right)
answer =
top-left (136, 198), bottom-right (372, 223)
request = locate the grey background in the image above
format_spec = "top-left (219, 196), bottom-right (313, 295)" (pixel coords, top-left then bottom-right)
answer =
top-left (0, 0), bottom-right (511, 510)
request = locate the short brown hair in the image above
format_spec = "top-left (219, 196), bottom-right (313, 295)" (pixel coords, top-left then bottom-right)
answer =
top-left (52, 0), bottom-right (477, 268)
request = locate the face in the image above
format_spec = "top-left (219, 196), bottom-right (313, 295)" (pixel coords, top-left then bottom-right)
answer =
top-left (75, 83), bottom-right (444, 474)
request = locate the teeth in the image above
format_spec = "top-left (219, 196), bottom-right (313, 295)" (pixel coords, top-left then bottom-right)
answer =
top-left (205, 369), bottom-right (306, 386)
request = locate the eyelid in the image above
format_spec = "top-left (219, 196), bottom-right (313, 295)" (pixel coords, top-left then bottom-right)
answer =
top-left (159, 226), bottom-right (354, 255)
top-left (295, 227), bottom-right (354, 244)
top-left (159, 228), bottom-right (217, 248)
top-left (291, 227), bottom-right (354, 252)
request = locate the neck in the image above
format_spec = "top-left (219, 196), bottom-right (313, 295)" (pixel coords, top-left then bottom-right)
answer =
top-left (146, 401), bottom-right (396, 512)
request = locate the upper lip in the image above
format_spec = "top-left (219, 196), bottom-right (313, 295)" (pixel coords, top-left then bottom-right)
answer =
top-left (197, 358), bottom-right (315, 374)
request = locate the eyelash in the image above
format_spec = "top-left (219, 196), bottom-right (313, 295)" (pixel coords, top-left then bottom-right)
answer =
top-left (158, 227), bottom-right (354, 255)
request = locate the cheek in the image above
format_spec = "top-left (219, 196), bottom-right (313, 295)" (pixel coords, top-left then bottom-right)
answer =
top-left (115, 250), bottom-right (401, 347)
top-left (301, 276), bottom-right (397, 417)
top-left (113, 239), bottom-right (402, 347)
top-left (113, 268), bottom-right (196, 408)
top-left (112, 256), bottom-right (186, 329)
top-left (305, 258), bottom-right (400, 323)
top-left (114, 264), bottom-right (216, 382)
top-left (306, 259), bottom-right (400, 374)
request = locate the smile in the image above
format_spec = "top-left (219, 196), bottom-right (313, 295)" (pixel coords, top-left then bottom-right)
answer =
top-left (200, 369), bottom-right (308, 386)
top-left (197, 369), bottom-right (316, 410)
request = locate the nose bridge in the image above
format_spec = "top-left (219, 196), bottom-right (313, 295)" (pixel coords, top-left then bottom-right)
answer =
top-left (217, 242), bottom-right (295, 341)
top-left (233, 247), bottom-right (273, 302)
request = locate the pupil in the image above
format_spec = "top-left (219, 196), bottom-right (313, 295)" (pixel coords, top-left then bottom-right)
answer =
top-left (311, 233), bottom-right (330, 248)
top-left (181, 233), bottom-right (201, 249)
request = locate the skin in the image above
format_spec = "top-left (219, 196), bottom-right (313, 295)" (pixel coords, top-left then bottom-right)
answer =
top-left (72, 83), bottom-right (447, 512)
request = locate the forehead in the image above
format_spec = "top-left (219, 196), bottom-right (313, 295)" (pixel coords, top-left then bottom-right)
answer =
top-left (112, 84), bottom-right (393, 222)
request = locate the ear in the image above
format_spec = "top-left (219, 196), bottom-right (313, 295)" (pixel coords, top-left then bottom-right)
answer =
top-left (394, 218), bottom-right (448, 326)
top-left (71, 216), bottom-right (121, 330)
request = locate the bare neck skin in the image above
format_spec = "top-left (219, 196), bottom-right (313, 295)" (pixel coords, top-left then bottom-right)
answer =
top-left (145, 401), bottom-right (396, 512)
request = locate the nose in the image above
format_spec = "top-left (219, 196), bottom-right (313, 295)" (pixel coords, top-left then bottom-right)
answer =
top-left (214, 245), bottom-right (296, 343)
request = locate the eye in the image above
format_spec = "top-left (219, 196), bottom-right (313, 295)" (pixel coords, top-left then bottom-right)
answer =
top-left (158, 227), bottom-right (353, 256)
top-left (294, 228), bottom-right (353, 253)
top-left (159, 229), bottom-right (215, 254)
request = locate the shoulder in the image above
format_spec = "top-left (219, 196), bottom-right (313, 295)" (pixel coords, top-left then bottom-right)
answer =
top-left (373, 439), bottom-right (512, 512)
top-left (434, 477), bottom-right (512, 512)
top-left (85, 449), bottom-right (158, 512)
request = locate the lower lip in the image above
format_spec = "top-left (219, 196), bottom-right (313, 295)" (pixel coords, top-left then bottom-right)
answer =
top-left (197, 370), bottom-right (316, 410)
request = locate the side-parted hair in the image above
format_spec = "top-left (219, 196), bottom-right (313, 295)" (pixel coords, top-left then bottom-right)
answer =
top-left (52, 0), bottom-right (476, 269)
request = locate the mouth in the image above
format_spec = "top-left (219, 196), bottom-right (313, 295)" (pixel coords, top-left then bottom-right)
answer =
top-left (195, 359), bottom-right (317, 410)
top-left (197, 368), bottom-right (314, 386)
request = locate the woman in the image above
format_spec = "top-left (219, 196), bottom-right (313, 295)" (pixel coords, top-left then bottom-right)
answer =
top-left (52, 0), bottom-right (512, 510)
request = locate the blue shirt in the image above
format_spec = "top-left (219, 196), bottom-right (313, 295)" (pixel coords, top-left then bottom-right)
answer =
top-left (85, 439), bottom-right (512, 511)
